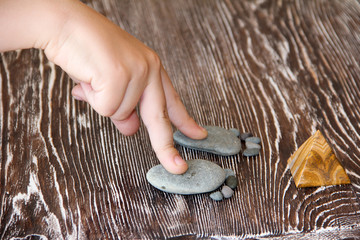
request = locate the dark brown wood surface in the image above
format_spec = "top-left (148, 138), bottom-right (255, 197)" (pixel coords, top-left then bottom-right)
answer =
top-left (1, 0), bottom-right (360, 239)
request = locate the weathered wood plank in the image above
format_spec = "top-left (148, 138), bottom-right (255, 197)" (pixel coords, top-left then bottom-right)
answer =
top-left (1, 0), bottom-right (360, 239)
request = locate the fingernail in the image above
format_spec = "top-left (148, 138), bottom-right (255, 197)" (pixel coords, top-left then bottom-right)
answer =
top-left (199, 126), bottom-right (208, 138)
top-left (174, 155), bottom-right (186, 166)
top-left (199, 125), bottom-right (207, 132)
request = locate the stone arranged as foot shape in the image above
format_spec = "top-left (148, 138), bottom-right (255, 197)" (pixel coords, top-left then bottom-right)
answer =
top-left (173, 126), bottom-right (241, 156)
top-left (209, 191), bottom-right (223, 201)
top-left (221, 185), bottom-right (234, 198)
top-left (241, 133), bottom-right (261, 157)
top-left (243, 148), bottom-right (260, 157)
top-left (245, 137), bottom-right (261, 144)
top-left (225, 176), bottom-right (237, 189)
top-left (288, 130), bottom-right (351, 188)
top-left (146, 159), bottom-right (226, 195)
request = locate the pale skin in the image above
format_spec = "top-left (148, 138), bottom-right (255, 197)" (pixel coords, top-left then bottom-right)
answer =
top-left (0, 0), bottom-right (207, 174)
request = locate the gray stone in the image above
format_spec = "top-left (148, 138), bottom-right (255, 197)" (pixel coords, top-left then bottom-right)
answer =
top-left (173, 126), bottom-right (242, 156)
top-left (224, 168), bottom-right (235, 178)
top-left (209, 191), bottom-right (223, 201)
top-left (245, 136), bottom-right (261, 144)
top-left (245, 142), bottom-right (261, 149)
top-left (225, 176), bottom-right (237, 189)
top-left (240, 132), bottom-right (253, 141)
top-left (229, 128), bottom-right (240, 137)
top-left (242, 148), bottom-right (260, 157)
top-left (146, 159), bottom-right (226, 195)
top-left (221, 185), bottom-right (234, 198)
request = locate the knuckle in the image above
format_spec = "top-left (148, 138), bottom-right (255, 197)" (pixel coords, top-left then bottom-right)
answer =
top-left (136, 59), bottom-right (149, 79)
top-left (111, 108), bottom-right (133, 121)
top-left (113, 63), bottom-right (131, 81)
top-left (97, 104), bottom-right (118, 117)
top-left (158, 146), bottom-right (174, 155)
top-left (91, 88), bottom-right (120, 117)
top-left (172, 90), bottom-right (181, 101)
top-left (159, 109), bottom-right (170, 122)
top-left (143, 109), bottom-right (171, 129)
top-left (102, 62), bottom-right (131, 84)
top-left (176, 114), bottom-right (192, 130)
top-left (154, 142), bottom-right (174, 154)
top-left (147, 51), bottom-right (161, 70)
top-left (168, 92), bottom-right (182, 108)
top-left (166, 92), bottom-right (184, 116)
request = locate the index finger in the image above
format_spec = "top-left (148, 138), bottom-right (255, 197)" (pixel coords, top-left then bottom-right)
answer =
top-left (140, 72), bottom-right (188, 174)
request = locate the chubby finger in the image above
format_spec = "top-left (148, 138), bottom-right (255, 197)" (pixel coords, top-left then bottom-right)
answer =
top-left (140, 75), bottom-right (188, 174)
top-left (79, 76), bottom-right (128, 118)
top-left (161, 67), bottom-right (207, 140)
top-left (111, 109), bottom-right (140, 136)
top-left (79, 81), bottom-right (140, 135)
top-left (71, 83), bottom-right (88, 102)
top-left (70, 74), bottom-right (88, 102)
top-left (109, 78), bottom-right (145, 135)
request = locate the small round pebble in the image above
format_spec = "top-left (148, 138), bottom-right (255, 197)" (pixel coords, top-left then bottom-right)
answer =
top-left (245, 136), bottom-right (261, 144)
top-left (229, 128), bottom-right (240, 137)
top-left (225, 176), bottom-right (237, 189)
top-left (243, 148), bottom-right (260, 157)
top-left (221, 185), bottom-right (234, 198)
top-left (240, 132), bottom-right (253, 141)
top-left (224, 168), bottom-right (235, 178)
top-left (209, 191), bottom-right (223, 201)
top-left (245, 142), bottom-right (261, 149)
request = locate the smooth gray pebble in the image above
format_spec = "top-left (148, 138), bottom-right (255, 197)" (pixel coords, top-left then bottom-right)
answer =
top-left (229, 128), bottom-right (240, 137)
top-left (146, 159), bottom-right (226, 194)
top-left (243, 148), bottom-right (260, 157)
top-left (245, 142), bottom-right (261, 149)
top-left (221, 185), bottom-right (234, 198)
top-left (240, 132), bottom-right (253, 141)
top-left (209, 191), bottom-right (223, 201)
top-left (173, 126), bottom-right (242, 156)
top-left (245, 136), bottom-right (261, 144)
top-left (224, 168), bottom-right (235, 178)
top-left (225, 176), bottom-right (238, 189)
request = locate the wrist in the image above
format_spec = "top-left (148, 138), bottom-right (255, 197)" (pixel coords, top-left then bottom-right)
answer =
top-left (33, 0), bottom-right (73, 51)
top-left (0, 0), bottom-right (71, 52)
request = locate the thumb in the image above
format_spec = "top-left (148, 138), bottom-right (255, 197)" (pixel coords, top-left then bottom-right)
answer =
top-left (111, 110), bottom-right (140, 136)
top-left (73, 82), bottom-right (141, 136)
top-left (71, 83), bottom-right (88, 102)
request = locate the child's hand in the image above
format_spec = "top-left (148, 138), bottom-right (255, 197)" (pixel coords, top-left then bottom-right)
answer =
top-left (38, 0), bottom-right (207, 174)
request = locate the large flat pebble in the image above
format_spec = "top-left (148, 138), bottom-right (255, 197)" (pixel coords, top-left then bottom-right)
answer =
top-left (174, 126), bottom-right (241, 156)
top-left (146, 159), bottom-right (226, 195)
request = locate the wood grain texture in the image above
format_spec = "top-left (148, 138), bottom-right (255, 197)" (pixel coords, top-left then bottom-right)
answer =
top-left (288, 130), bottom-right (351, 187)
top-left (1, 0), bottom-right (360, 239)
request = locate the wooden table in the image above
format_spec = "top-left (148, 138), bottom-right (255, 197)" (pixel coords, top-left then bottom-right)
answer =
top-left (1, 0), bottom-right (360, 239)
